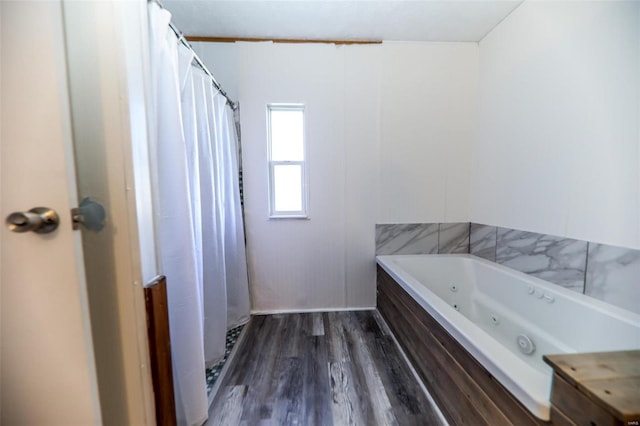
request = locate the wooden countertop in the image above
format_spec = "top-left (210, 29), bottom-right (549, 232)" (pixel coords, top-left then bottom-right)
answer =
top-left (543, 350), bottom-right (640, 423)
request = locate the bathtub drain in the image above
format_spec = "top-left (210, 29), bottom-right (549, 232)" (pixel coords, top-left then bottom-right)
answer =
top-left (516, 334), bottom-right (536, 355)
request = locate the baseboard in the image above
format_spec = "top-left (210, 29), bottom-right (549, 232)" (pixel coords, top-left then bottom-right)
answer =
top-left (250, 306), bottom-right (375, 315)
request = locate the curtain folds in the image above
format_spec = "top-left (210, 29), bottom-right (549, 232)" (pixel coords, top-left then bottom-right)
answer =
top-left (198, 72), bottom-right (228, 367)
top-left (214, 94), bottom-right (252, 328)
top-left (148, 3), bottom-right (250, 425)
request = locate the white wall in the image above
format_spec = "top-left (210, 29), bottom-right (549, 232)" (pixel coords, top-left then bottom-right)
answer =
top-left (237, 42), bottom-right (373, 312)
top-left (379, 42), bottom-right (477, 223)
top-left (194, 42), bottom-right (240, 102)
top-left (472, 1), bottom-right (640, 249)
top-left (122, 1), bottom-right (159, 285)
top-left (195, 41), bottom-right (478, 311)
top-left (195, 2), bottom-right (640, 313)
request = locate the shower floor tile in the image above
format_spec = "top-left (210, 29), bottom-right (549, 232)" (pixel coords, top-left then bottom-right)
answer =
top-left (206, 324), bottom-right (245, 396)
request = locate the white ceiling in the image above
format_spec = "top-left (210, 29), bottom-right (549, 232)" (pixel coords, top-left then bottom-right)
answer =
top-left (162, 1), bottom-right (523, 43)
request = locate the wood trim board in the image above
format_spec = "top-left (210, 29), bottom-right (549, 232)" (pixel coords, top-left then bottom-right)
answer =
top-left (185, 36), bottom-right (382, 45)
top-left (145, 276), bottom-right (177, 426)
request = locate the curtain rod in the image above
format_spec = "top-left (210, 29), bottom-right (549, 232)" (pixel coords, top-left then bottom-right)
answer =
top-left (151, 0), bottom-right (237, 110)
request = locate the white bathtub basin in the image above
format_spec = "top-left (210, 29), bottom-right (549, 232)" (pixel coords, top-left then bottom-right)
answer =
top-left (376, 254), bottom-right (640, 420)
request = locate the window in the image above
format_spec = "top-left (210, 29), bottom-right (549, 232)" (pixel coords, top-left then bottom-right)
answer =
top-left (267, 104), bottom-right (307, 218)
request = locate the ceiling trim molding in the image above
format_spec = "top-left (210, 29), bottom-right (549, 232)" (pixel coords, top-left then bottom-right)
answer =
top-left (185, 36), bottom-right (382, 45)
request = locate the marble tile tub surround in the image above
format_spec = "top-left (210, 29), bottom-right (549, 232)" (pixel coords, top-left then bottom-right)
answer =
top-left (439, 223), bottom-right (471, 254)
top-left (377, 222), bottom-right (639, 313)
top-left (585, 243), bottom-right (640, 314)
top-left (375, 223), bottom-right (469, 255)
top-left (375, 223), bottom-right (439, 255)
top-left (469, 223), bottom-right (640, 315)
top-left (496, 228), bottom-right (588, 293)
top-left (470, 223), bottom-right (497, 261)
top-left (471, 224), bottom-right (588, 290)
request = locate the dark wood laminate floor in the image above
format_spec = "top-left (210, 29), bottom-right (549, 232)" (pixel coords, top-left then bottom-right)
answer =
top-left (206, 310), bottom-right (445, 426)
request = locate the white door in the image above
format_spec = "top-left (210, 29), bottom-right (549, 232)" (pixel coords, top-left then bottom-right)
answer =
top-left (1, 1), bottom-right (102, 424)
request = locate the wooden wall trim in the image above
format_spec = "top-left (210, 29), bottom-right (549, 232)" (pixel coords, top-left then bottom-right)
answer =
top-left (377, 266), bottom-right (548, 426)
top-left (145, 276), bottom-right (177, 426)
top-left (184, 36), bottom-right (382, 45)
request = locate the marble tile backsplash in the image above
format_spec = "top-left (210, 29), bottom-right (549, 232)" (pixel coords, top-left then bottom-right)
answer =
top-left (469, 223), bottom-right (640, 314)
top-left (585, 243), bottom-right (640, 314)
top-left (377, 222), bottom-right (639, 314)
top-left (470, 223), bottom-right (497, 261)
top-left (375, 223), bottom-right (439, 255)
top-left (495, 228), bottom-right (588, 293)
top-left (439, 223), bottom-right (471, 254)
top-left (375, 223), bottom-right (469, 255)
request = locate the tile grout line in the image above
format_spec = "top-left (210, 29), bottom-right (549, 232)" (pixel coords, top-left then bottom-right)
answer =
top-left (582, 242), bottom-right (590, 295)
top-left (494, 225), bottom-right (498, 263)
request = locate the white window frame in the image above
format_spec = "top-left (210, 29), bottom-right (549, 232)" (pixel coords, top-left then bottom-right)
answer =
top-left (267, 104), bottom-right (308, 219)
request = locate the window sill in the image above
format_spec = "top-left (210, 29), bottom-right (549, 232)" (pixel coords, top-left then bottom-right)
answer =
top-left (268, 215), bottom-right (310, 220)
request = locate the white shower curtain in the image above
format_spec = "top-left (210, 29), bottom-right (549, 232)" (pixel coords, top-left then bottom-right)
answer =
top-left (196, 71), bottom-right (228, 366)
top-left (148, 3), bottom-right (251, 425)
top-left (212, 94), bottom-right (251, 328)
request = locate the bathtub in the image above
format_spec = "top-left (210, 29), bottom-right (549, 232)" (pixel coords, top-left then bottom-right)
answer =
top-left (376, 254), bottom-right (640, 422)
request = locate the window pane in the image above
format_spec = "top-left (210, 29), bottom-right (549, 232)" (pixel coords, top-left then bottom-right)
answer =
top-left (273, 164), bottom-right (302, 212)
top-left (270, 109), bottom-right (303, 161)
